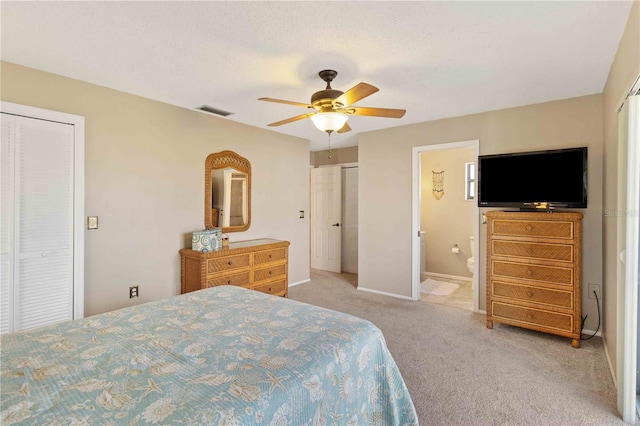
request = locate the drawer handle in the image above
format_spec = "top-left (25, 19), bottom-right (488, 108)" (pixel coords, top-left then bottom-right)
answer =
top-left (526, 290), bottom-right (534, 298)
top-left (269, 254), bottom-right (273, 258)
top-left (526, 226), bottom-right (532, 231)
top-left (268, 271), bottom-right (272, 275)
top-left (228, 261), bottom-right (232, 265)
top-left (526, 248), bottom-right (533, 255)
top-left (268, 286), bottom-right (272, 292)
top-left (227, 280), bottom-right (231, 284)
top-left (526, 313), bottom-right (534, 320)
top-left (526, 270), bottom-right (533, 276)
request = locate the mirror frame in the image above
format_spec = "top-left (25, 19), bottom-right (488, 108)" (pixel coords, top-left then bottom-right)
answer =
top-left (205, 150), bottom-right (251, 232)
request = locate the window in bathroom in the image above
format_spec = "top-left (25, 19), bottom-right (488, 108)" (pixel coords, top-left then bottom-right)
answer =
top-left (465, 162), bottom-right (475, 200)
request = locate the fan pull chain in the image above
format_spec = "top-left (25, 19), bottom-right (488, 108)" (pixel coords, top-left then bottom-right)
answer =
top-left (327, 132), bottom-right (332, 159)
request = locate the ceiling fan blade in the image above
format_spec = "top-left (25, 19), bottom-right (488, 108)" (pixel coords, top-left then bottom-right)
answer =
top-left (347, 106), bottom-right (406, 118)
top-left (267, 112), bottom-right (316, 127)
top-left (258, 97), bottom-right (313, 109)
top-left (333, 83), bottom-right (379, 107)
top-left (337, 122), bottom-right (352, 134)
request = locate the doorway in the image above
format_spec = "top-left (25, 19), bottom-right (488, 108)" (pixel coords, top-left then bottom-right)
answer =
top-left (617, 81), bottom-right (639, 424)
top-left (412, 140), bottom-right (480, 311)
top-left (1, 102), bottom-right (85, 334)
top-left (310, 164), bottom-right (358, 275)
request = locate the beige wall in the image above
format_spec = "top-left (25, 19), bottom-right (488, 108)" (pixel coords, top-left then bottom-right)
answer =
top-left (421, 147), bottom-right (474, 278)
top-left (359, 94), bottom-right (603, 330)
top-left (311, 146), bottom-right (358, 167)
top-left (1, 61), bottom-right (311, 317)
top-left (602, 1), bottom-right (640, 377)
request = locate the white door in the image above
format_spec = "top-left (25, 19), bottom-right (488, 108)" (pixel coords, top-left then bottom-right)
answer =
top-left (310, 166), bottom-right (341, 272)
top-left (0, 106), bottom-right (84, 334)
top-left (1, 116), bottom-right (15, 334)
top-left (617, 93), bottom-right (640, 424)
top-left (341, 167), bottom-right (358, 274)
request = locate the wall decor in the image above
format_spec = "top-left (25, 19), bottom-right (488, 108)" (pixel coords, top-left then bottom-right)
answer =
top-left (432, 170), bottom-right (445, 200)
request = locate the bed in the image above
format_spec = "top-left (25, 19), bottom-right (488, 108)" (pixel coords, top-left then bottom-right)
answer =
top-left (1, 285), bottom-right (418, 425)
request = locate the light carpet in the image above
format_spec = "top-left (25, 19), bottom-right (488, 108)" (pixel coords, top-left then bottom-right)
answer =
top-left (290, 269), bottom-right (622, 426)
top-left (421, 277), bottom-right (459, 296)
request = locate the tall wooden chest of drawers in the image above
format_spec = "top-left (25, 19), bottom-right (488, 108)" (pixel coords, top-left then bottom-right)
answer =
top-left (485, 211), bottom-right (583, 347)
top-left (180, 238), bottom-right (290, 297)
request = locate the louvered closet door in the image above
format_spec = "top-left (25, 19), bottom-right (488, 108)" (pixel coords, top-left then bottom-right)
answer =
top-left (1, 116), bottom-right (14, 334)
top-left (2, 114), bottom-right (75, 332)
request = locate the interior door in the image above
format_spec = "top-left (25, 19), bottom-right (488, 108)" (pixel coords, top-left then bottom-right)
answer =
top-left (617, 93), bottom-right (640, 424)
top-left (310, 166), bottom-right (342, 272)
top-left (341, 167), bottom-right (358, 274)
top-left (1, 113), bottom-right (75, 333)
top-left (1, 115), bottom-right (14, 334)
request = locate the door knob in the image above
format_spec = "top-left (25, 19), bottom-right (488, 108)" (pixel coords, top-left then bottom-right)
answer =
top-left (332, 223), bottom-right (341, 227)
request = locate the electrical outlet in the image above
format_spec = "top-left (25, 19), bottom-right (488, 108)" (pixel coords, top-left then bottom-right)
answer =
top-left (588, 283), bottom-right (600, 300)
top-left (129, 285), bottom-right (138, 299)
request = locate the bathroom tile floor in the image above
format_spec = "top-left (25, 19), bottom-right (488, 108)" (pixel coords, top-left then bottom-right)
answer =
top-left (420, 274), bottom-right (473, 311)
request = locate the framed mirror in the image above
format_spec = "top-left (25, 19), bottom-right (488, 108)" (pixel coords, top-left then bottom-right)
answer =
top-left (205, 150), bottom-right (251, 232)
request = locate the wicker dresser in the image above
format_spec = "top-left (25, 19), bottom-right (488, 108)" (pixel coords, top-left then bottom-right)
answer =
top-left (180, 238), bottom-right (289, 297)
top-left (485, 211), bottom-right (583, 347)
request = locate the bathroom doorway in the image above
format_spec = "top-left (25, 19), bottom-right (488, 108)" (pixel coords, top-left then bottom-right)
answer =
top-left (411, 140), bottom-right (480, 312)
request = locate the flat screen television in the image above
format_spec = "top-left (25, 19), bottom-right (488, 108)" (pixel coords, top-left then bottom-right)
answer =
top-left (477, 147), bottom-right (587, 209)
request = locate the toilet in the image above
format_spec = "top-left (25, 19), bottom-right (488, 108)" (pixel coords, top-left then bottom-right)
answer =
top-left (467, 236), bottom-right (474, 274)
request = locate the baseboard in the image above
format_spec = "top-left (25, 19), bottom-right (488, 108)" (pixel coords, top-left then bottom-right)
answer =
top-left (582, 328), bottom-right (602, 338)
top-left (602, 334), bottom-right (617, 387)
top-left (424, 271), bottom-right (472, 282)
top-left (357, 286), bottom-right (413, 300)
top-left (289, 278), bottom-right (310, 288)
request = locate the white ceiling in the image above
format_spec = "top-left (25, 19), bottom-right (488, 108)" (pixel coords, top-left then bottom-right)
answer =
top-left (1, 1), bottom-right (633, 151)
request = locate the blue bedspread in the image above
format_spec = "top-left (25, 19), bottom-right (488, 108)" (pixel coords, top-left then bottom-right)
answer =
top-left (1, 286), bottom-right (418, 425)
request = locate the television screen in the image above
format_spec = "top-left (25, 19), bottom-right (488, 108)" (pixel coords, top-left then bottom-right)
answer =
top-left (477, 147), bottom-right (587, 209)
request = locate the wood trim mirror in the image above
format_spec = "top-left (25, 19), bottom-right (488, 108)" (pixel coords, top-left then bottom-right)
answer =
top-left (205, 150), bottom-right (251, 232)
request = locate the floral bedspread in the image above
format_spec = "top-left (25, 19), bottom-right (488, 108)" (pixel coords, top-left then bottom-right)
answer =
top-left (1, 285), bottom-right (418, 425)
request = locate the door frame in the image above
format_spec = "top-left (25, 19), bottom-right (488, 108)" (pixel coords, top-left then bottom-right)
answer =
top-left (411, 140), bottom-right (480, 311)
top-left (312, 163), bottom-right (359, 275)
top-left (1, 101), bottom-right (85, 320)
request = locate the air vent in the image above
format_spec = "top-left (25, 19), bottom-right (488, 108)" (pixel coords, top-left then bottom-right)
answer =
top-left (196, 105), bottom-right (234, 117)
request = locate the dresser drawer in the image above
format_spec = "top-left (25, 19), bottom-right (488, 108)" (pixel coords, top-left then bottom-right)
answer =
top-left (492, 302), bottom-right (572, 332)
top-left (254, 248), bottom-right (287, 265)
top-left (492, 219), bottom-right (574, 240)
top-left (206, 271), bottom-right (250, 287)
top-left (492, 260), bottom-right (572, 286)
top-left (207, 254), bottom-right (250, 273)
top-left (253, 264), bottom-right (286, 284)
top-left (492, 281), bottom-right (572, 309)
top-left (254, 279), bottom-right (287, 295)
top-left (492, 240), bottom-right (573, 262)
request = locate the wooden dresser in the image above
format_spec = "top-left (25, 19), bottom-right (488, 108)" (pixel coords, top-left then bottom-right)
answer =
top-left (485, 211), bottom-right (583, 347)
top-left (180, 239), bottom-right (290, 297)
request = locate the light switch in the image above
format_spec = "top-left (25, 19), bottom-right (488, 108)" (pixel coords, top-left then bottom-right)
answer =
top-left (88, 216), bottom-right (98, 230)
top-left (299, 210), bottom-right (305, 219)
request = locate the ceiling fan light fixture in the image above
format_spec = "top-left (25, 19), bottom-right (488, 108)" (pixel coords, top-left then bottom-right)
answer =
top-left (310, 112), bottom-right (349, 133)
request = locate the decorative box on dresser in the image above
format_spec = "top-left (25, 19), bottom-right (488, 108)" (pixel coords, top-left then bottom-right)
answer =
top-left (180, 239), bottom-right (290, 297)
top-left (485, 211), bottom-right (583, 348)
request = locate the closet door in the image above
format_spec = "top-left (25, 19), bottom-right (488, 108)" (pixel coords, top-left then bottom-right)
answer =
top-left (1, 116), bottom-right (14, 334)
top-left (1, 113), bottom-right (75, 332)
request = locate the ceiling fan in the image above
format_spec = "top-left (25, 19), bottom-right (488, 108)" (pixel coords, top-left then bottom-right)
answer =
top-left (258, 70), bottom-right (406, 134)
